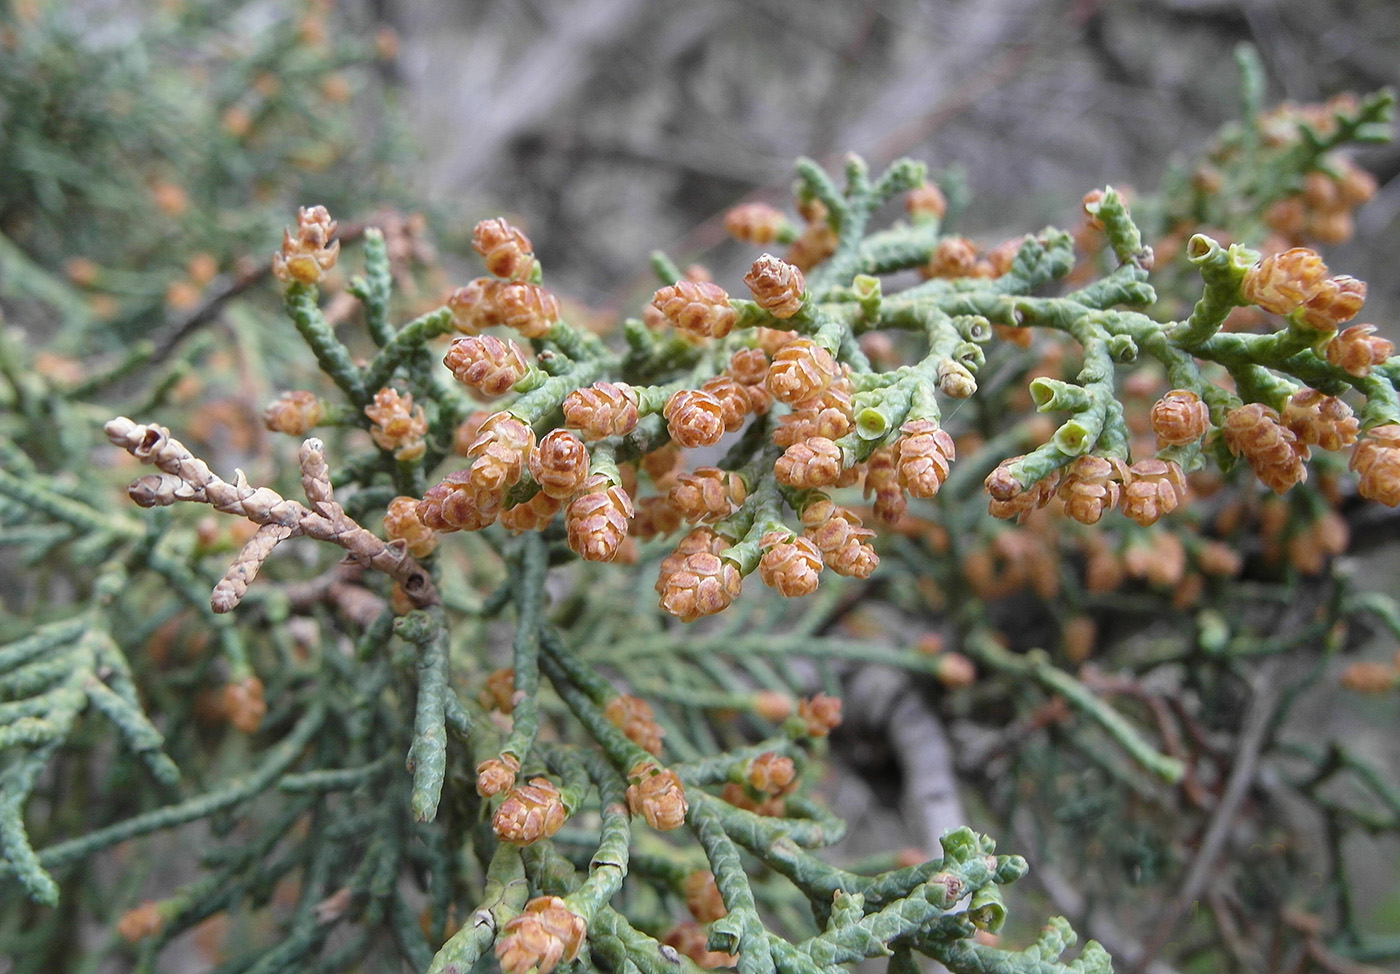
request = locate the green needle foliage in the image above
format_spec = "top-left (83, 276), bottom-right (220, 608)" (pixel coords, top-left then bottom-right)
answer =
top-left (2, 14), bottom-right (1400, 974)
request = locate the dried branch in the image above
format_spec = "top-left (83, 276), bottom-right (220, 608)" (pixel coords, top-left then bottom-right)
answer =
top-left (104, 417), bottom-right (437, 612)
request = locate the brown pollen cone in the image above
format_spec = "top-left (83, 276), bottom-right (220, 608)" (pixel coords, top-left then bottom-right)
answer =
top-left (493, 777), bottom-right (568, 845)
top-left (495, 896), bottom-right (586, 974)
top-left (758, 531), bottom-right (823, 597)
top-left (744, 253), bottom-right (806, 319)
top-left (565, 475), bottom-right (634, 562)
top-left (625, 762), bottom-right (689, 830)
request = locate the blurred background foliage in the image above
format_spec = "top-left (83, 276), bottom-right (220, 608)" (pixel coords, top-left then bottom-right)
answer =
top-left (2, 0), bottom-right (1399, 972)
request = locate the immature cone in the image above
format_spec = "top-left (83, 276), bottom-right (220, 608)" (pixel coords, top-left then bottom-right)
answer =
top-left (605, 695), bottom-right (665, 756)
top-left (766, 338), bottom-right (838, 405)
top-left (1339, 661), bottom-right (1398, 694)
top-left (563, 382), bottom-right (639, 440)
top-left (525, 431), bottom-right (590, 501)
top-left (495, 281), bottom-right (560, 338)
top-left (264, 390), bottom-right (323, 435)
top-left (500, 490), bottom-right (563, 533)
top-left (1296, 275), bottom-right (1366, 330)
top-left (625, 762), bottom-right (688, 830)
top-left (658, 545), bottom-right (742, 622)
top-left (447, 277), bottom-right (503, 333)
top-left (758, 531), bottom-right (824, 597)
top-left (1350, 425), bottom-right (1400, 506)
top-left (466, 412), bottom-right (536, 493)
top-left (384, 496), bottom-right (438, 558)
top-left (1281, 389), bottom-right (1358, 451)
top-left (748, 752), bottom-right (797, 795)
top-left (1325, 323), bottom-right (1393, 377)
top-left (895, 420), bottom-right (955, 498)
top-left (724, 202), bottom-right (788, 245)
top-left (649, 280), bottom-right (737, 339)
top-left (476, 754), bottom-right (521, 797)
top-left (1056, 456), bottom-right (1127, 525)
top-left (493, 777), bottom-right (568, 845)
top-left (744, 254), bottom-right (806, 319)
top-left (1121, 458), bottom-right (1188, 526)
top-left (796, 693), bottom-right (842, 736)
top-left (775, 437), bottom-right (844, 488)
top-left (1222, 403), bottom-right (1308, 494)
top-left (923, 236), bottom-right (978, 279)
top-left (670, 467), bottom-right (746, 524)
top-left (365, 388), bottom-right (428, 461)
top-left (1240, 248), bottom-right (1328, 314)
top-left (479, 668), bottom-right (517, 713)
top-left (472, 217), bottom-right (535, 280)
top-left (418, 470), bottom-right (503, 532)
top-left (117, 901), bottom-right (164, 943)
top-left (1150, 389), bottom-right (1209, 446)
top-left (863, 446), bottom-right (907, 524)
top-left (656, 528), bottom-right (724, 595)
top-left (984, 459), bottom-right (1059, 521)
top-left (726, 347), bottom-right (770, 386)
top-left (271, 205), bottom-right (339, 285)
top-left (700, 375), bottom-right (751, 432)
top-left (773, 387), bottom-right (854, 446)
top-left (443, 334), bottom-right (529, 396)
top-left (801, 500), bottom-right (877, 578)
top-left (683, 871), bottom-right (728, 923)
top-left (906, 183), bottom-right (948, 220)
top-left (495, 897), bottom-right (587, 974)
top-left (664, 389), bottom-right (727, 449)
top-left (566, 475), bottom-right (634, 562)
top-left (222, 676), bottom-right (266, 734)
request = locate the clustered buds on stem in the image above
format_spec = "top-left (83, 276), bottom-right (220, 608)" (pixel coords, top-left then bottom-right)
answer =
top-left (1281, 389), bottom-right (1358, 451)
top-left (444, 334), bottom-right (530, 396)
top-left (472, 217), bottom-right (536, 281)
top-left (656, 528), bottom-right (742, 621)
top-left (1121, 459), bottom-right (1187, 526)
top-left (1222, 403), bottom-right (1308, 494)
top-left (365, 388), bottom-right (427, 461)
top-left (895, 420), bottom-right (955, 498)
top-left (1325, 324), bottom-right (1393, 376)
top-left (493, 777), bottom-right (568, 845)
top-left (565, 475), bottom-right (633, 562)
top-left (1057, 456), bottom-right (1128, 526)
top-left (383, 496), bottom-right (437, 558)
top-left (800, 499), bottom-right (877, 578)
top-left (1150, 389), bottom-right (1209, 446)
top-left (446, 278), bottom-right (560, 337)
top-left (724, 202), bottom-right (788, 245)
top-left (744, 254), bottom-right (805, 318)
top-left (625, 761), bottom-right (688, 830)
top-left (605, 695), bottom-right (665, 756)
top-left (649, 281), bottom-right (737, 339)
top-left (683, 871), bottom-right (728, 923)
top-left (1351, 425), bottom-right (1400, 506)
top-left (766, 338), bottom-right (838, 405)
top-left (564, 382), bottom-right (639, 440)
top-left (796, 693), bottom-right (842, 736)
top-left (758, 531), bottom-right (824, 597)
top-left (271, 205), bottom-right (339, 285)
top-left (664, 389), bottom-right (727, 448)
top-left (495, 897), bottom-right (586, 974)
top-left (264, 390), bottom-right (323, 435)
